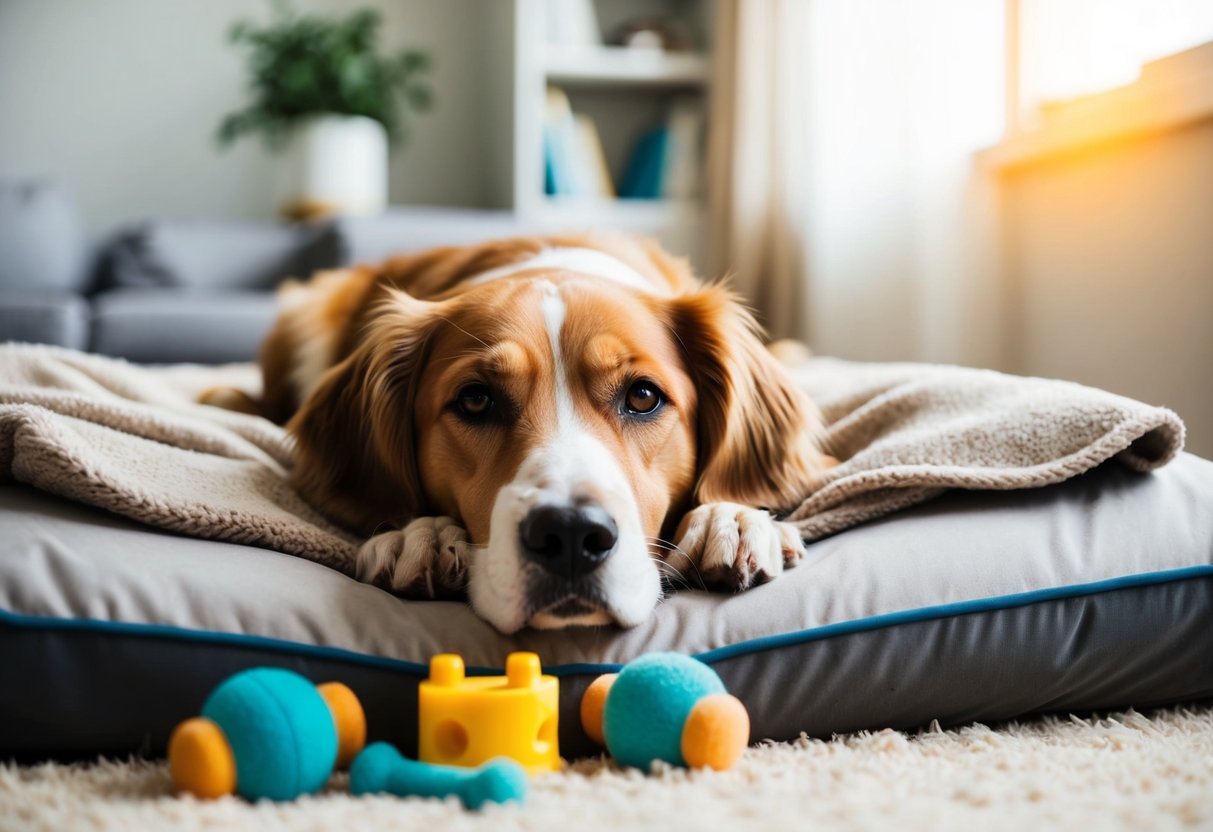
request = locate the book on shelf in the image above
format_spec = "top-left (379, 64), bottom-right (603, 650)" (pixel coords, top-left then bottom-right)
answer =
top-left (543, 86), bottom-right (614, 199)
top-left (662, 97), bottom-right (705, 199)
top-left (574, 113), bottom-right (614, 197)
top-left (619, 96), bottom-right (704, 200)
top-left (618, 127), bottom-right (668, 199)
top-left (543, 89), bottom-right (705, 203)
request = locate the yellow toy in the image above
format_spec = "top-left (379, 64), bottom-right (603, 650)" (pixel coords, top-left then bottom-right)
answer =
top-left (418, 652), bottom-right (559, 773)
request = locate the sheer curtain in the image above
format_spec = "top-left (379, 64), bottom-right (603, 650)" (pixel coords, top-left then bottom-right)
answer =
top-left (708, 0), bottom-right (1007, 367)
top-left (707, 0), bottom-right (813, 341)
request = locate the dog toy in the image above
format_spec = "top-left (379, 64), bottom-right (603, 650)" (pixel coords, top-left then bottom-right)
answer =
top-left (351, 741), bottom-right (528, 809)
top-left (580, 652), bottom-right (749, 771)
top-left (419, 652), bottom-right (560, 773)
top-left (169, 667), bottom-right (366, 801)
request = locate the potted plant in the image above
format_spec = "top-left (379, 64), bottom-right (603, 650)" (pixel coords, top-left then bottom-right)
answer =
top-left (218, 2), bottom-right (433, 220)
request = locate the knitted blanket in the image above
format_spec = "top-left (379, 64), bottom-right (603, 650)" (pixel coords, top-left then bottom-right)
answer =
top-left (0, 345), bottom-right (1184, 566)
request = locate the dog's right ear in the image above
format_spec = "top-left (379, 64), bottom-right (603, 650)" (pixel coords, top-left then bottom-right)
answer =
top-left (287, 289), bottom-right (441, 535)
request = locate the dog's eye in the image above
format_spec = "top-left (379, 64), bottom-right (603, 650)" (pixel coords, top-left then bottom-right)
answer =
top-left (624, 380), bottom-right (663, 415)
top-left (456, 383), bottom-right (493, 418)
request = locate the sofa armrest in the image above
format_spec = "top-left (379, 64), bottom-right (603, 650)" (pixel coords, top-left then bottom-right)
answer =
top-left (0, 180), bottom-right (90, 293)
top-left (0, 290), bottom-right (90, 350)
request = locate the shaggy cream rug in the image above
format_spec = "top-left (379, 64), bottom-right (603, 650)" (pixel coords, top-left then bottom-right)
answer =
top-left (3, 705), bottom-right (1212, 832)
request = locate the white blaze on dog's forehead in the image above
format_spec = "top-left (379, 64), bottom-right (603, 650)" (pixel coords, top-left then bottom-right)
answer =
top-left (537, 280), bottom-right (574, 422)
top-left (466, 247), bottom-right (655, 293)
top-left (467, 278), bottom-right (661, 632)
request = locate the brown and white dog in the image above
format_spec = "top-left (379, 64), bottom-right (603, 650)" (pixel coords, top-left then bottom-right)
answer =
top-left (205, 233), bottom-right (833, 633)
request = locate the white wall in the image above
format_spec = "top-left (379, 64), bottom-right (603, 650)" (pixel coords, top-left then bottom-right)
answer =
top-left (0, 0), bottom-right (490, 236)
top-left (1002, 119), bottom-right (1213, 459)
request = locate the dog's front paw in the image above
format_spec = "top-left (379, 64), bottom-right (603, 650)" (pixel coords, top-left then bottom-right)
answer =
top-left (356, 517), bottom-right (469, 599)
top-left (672, 502), bottom-right (806, 592)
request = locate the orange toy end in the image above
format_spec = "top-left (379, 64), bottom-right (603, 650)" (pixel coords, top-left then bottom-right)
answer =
top-left (318, 681), bottom-right (367, 769)
top-left (680, 693), bottom-right (749, 771)
top-left (579, 674), bottom-right (618, 746)
top-left (169, 717), bottom-right (237, 798)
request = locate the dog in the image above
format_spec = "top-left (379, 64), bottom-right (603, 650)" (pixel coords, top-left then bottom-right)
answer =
top-left (204, 233), bottom-right (834, 633)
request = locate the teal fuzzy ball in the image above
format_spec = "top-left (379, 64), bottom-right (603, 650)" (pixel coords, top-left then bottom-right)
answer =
top-left (201, 668), bottom-right (338, 801)
top-left (602, 652), bottom-right (725, 769)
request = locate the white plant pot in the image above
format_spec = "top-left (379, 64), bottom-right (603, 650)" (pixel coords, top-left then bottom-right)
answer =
top-left (279, 114), bottom-right (388, 219)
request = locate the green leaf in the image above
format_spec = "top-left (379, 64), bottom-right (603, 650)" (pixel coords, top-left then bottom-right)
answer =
top-left (405, 84), bottom-right (434, 112)
top-left (399, 50), bottom-right (430, 73)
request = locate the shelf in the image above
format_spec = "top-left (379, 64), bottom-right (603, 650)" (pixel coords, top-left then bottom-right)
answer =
top-left (535, 197), bottom-right (705, 230)
top-left (543, 46), bottom-right (710, 88)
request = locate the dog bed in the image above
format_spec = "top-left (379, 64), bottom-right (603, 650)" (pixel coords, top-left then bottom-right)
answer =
top-left (1, 345), bottom-right (1210, 759)
top-left (3, 452), bottom-right (1212, 759)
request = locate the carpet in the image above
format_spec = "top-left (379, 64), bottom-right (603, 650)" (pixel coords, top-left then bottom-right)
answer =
top-left (4, 704), bottom-right (1212, 832)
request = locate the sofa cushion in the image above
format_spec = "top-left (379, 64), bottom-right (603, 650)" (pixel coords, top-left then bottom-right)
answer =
top-left (334, 207), bottom-right (533, 265)
top-left (0, 291), bottom-right (89, 350)
top-left (103, 220), bottom-right (341, 292)
top-left (90, 289), bottom-right (279, 364)
top-left (0, 180), bottom-right (89, 292)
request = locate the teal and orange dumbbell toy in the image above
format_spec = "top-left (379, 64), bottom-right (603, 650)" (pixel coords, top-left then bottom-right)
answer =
top-left (580, 652), bottom-right (749, 771)
top-left (351, 742), bottom-right (528, 809)
top-left (169, 667), bottom-right (366, 801)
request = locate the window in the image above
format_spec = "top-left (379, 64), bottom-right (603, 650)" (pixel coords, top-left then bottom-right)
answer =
top-left (1015, 0), bottom-right (1213, 126)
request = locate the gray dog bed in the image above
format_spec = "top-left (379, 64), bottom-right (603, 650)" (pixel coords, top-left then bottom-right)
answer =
top-left (3, 451), bottom-right (1212, 760)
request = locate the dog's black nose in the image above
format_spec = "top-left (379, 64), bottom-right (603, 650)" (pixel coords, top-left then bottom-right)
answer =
top-left (519, 504), bottom-right (618, 579)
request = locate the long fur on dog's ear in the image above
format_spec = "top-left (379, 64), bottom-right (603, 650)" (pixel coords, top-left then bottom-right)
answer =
top-left (287, 289), bottom-right (440, 534)
top-left (664, 284), bottom-right (830, 511)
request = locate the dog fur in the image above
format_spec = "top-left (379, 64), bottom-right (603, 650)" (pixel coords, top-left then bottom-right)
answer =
top-left (202, 233), bottom-right (833, 633)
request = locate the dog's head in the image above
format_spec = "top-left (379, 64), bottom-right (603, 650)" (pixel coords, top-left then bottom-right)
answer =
top-left (289, 266), bottom-right (822, 633)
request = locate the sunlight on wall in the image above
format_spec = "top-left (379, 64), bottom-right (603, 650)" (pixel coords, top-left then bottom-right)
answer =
top-left (1020, 0), bottom-right (1213, 105)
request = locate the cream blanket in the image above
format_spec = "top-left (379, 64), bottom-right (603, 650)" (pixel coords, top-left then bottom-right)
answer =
top-left (0, 345), bottom-right (1185, 566)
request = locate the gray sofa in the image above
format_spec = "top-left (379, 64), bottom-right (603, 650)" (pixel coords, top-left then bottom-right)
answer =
top-left (0, 180), bottom-right (531, 364)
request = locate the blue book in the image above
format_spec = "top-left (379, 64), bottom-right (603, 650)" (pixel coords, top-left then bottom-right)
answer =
top-left (619, 127), bottom-right (670, 199)
top-left (543, 127), bottom-right (560, 195)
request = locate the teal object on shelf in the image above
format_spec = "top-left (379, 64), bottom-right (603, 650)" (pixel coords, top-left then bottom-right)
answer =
top-left (619, 127), bottom-right (670, 199)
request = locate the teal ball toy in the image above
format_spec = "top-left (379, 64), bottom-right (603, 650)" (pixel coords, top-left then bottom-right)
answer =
top-left (351, 742), bottom-right (529, 809)
top-left (582, 652), bottom-right (751, 772)
top-left (169, 667), bottom-right (367, 802)
top-left (603, 652), bottom-right (724, 768)
top-left (201, 668), bottom-right (338, 801)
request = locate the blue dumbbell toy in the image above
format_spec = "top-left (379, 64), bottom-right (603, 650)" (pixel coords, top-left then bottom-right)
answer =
top-left (351, 742), bottom-right (528, 809)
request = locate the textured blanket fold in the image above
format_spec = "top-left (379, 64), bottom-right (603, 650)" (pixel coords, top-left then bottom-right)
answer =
top-left (784, 358), bottom-right (1185, 539)
top-left (0, 344), bottom-right (1185, 565)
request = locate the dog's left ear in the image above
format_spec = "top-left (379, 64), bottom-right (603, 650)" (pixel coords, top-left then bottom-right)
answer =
top-left (662, 284), bottom-right (830, 510)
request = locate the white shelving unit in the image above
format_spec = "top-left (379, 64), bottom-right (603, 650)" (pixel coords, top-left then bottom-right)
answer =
top-left (543, 46), bottom-right (711, 86)
top-left (482, 0), bottom-right (715, 269)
